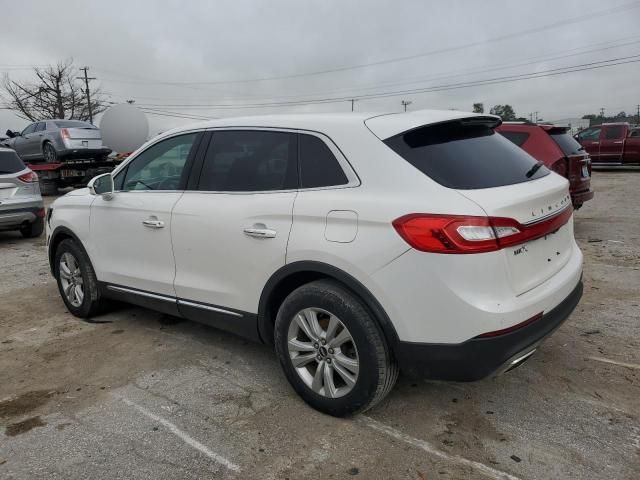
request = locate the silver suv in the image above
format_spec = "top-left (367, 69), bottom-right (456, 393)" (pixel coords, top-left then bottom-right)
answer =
top-left (4, 119), bottom-right (111, 163)
top-left (0, 148), bottom-right (45, 237)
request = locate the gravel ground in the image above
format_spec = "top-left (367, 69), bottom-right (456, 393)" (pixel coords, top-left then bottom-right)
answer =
top-left (0, 172), bottom-right (638, 479)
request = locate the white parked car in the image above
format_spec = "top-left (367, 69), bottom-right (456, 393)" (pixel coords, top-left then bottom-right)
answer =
top-left (46, 111), bottom-right (583, 416)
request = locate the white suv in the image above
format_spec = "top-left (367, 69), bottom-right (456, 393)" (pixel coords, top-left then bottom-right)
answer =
top-left (46, 111), bottom-right (583, 416)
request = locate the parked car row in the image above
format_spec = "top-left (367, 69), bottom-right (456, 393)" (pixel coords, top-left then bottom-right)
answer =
top-left (46, 110), bottom-right (584, 416)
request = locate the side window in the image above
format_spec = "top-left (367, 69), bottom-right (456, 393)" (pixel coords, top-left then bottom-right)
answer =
top-left (35, 122), bottom-right (46, 132)
top-left (498, 131), bottom-right (529, 147)
top-left (299, 134), bottom-right (349, 188)
top-left (603, 126), bottom-right (624, 140)
top-left (630, 129), bottom-right (640, 138)
top-left (198, 130), bottom-right (297, 192)
top-left (117, 133), bottom-right (197, 191)
top-left (21, 123), bottom-right (37, 135)
top-left (579, 127), bottom-right (601, 141)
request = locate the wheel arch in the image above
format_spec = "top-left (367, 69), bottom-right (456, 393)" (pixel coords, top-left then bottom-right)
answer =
top-left (257, 261), bottom-right (400, 356)
top-left (48, 226), bottom-right (90, 275)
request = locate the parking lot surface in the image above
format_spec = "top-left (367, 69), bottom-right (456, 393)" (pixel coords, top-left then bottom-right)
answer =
top-left (1, 172), bottom-right (638, 479)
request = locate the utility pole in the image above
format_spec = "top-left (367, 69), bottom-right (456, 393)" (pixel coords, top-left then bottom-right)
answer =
top-left (77, 66), bottom-right (96, 124)
top-left (599, 107), bottom-right (605, 119)
top-left (529, 113), bottom-right (533, 123)
top-left (534, 111), bottom-right (539, 123)
top-left (401, 100), bottom-right (412, 112)
top-left (636, 104), bottom-right (639, 125)
top-left (348, 99), bottom-right (357, 112)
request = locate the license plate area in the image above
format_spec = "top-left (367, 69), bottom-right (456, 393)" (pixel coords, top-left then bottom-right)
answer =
top-left (506, 223), bottom-right (572, 295)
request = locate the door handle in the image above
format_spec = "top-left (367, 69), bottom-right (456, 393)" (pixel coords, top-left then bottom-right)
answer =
top-left (593, 142), bottom-right (599, 145)
top-left (613, 141), bottom-right (623, 144)
top-left (142, 219), bottom-right (165, 229)
top-left (244, 225), bottom-right (277, 238)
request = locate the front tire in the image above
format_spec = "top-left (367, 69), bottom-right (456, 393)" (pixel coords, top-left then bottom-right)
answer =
top-left (54, 238), bottom-right (104, 318)
top-left (274, 280), bottom-right (398, 416)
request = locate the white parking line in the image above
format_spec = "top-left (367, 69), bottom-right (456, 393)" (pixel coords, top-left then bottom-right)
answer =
top-left (587, 356), bottom-right (640, 370)
top-left (112, 393), bottom-right (241, 473)
top-left (361, 416), bottom-right (522, 480)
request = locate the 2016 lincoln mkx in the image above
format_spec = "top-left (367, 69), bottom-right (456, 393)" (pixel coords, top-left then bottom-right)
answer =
top-left (46, 110), bottom-right (583, 416)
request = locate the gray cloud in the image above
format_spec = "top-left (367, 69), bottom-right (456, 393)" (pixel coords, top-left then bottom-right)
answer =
top-left (1, 0), bottom-right (639, 133)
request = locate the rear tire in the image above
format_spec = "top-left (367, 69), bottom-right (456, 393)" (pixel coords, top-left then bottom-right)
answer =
top-left (39, 179), bottom-right (59, 196)
top-left (54, 238), bottom-right (104, 318)
top-left (43, 142), bottom-right (58, 163)
top-left (274, 280), bottom-right (398, 417)
top-left (20, 218), bottom-right (44, 238)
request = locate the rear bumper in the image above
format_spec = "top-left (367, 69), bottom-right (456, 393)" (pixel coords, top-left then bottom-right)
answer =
top-left (394, 280), bottom-right (583, 381)
top-left (570, 188), bottom-right (594, 206)
top-left (0, 204), bottom-right (45, 228)
top-left (59, 147), bottom-right (112, 159)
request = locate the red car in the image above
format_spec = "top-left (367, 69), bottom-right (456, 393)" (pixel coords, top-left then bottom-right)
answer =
top-left (497, 123), bottom-right (594, 209)
top-left (575, 122), bottom-right (640, 166)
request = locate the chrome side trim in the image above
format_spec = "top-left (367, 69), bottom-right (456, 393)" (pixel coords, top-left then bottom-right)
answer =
top-left (106, 285), bottom-right (176, 303)
top-left (177, 299), bottom-right (243, 318)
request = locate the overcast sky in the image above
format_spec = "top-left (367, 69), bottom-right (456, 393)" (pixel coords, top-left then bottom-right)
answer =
top-left (1, 0), bottom-right (639, 133)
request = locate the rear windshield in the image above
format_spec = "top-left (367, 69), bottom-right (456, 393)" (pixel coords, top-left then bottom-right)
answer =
top-left (384, 121), bottom-right (549, 189)
top-left (0, 150), bottom-right (26, 174)
top-left (54, 120), bottom-right (96, 128)
top-left (550, 132), bottom-right (584, 156)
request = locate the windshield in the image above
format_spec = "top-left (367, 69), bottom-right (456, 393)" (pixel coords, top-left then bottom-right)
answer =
top-left (384, 121), bottom-right (549, 189)
top-left (0, 150), bottom-right (26, 174)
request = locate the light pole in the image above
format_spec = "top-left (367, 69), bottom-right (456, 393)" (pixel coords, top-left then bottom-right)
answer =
top-left (401, 100), bottom-right (412, 112)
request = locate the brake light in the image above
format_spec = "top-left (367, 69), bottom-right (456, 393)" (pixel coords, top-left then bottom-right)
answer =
top-left (393, 207), bottom-right (572, 254)
top-left (17, 170), bottom-right (38, 183)
top-left (60, 128), bottom-right (70, 140)
top-left (35, 207), bottom-right (45, 218)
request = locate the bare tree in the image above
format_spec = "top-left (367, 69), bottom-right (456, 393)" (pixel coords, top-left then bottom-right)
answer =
top-left (2, 60), bottom-right (107, 123)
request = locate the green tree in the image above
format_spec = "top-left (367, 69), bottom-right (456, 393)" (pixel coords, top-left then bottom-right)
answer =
top-left (489, 104), bottom-right (516, 121)
top-left (472, 102), bottom-right (484, 114)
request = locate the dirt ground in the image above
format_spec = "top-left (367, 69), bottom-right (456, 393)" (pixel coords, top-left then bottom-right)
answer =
top-left (1, 172), bottom-right (638, 479)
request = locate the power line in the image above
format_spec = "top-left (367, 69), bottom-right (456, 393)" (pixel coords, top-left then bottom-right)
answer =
top-left (130, 54), bottom-right (640, 111)
top-left (97, 1), bottom-right (640, 87)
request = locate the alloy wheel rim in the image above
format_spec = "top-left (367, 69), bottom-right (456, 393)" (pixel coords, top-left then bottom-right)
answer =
top-left (59, 252), bottom-right (84, 307)
top-left (45, 144), bottom-right (56, 162)
top-left (287, 307), bottom-right (359, 398)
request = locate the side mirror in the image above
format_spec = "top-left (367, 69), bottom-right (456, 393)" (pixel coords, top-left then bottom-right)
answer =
top-left (5, 129), bottom-right (16, 138)
top-left (88, 173), bottom-right (114, 200)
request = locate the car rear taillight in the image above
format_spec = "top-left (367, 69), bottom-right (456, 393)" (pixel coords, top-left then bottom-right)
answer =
top-left (60, 128), bottom-right (70, 140)
top-left (17, 170), bottom-right (38, 183)
top-left (392, 207), bottom-right (573, 254)
top-left (36, 207), bottom-right (46, 218)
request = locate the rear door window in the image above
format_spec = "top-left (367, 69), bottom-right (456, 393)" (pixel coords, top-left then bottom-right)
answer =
top-left (0, 150), bottom-right (26, 174)
top-left (384, 121), bottom-right (549, 190)
top-left (549, 132), bottom-right (584, 156)
top-left (299, 134), bottom-right (348, 188)
top-left (603, 125), bottom-right (625, 140)
top-left (578, 127), bottom-right (601, 141)
top-left (499, 131), bottom-right (529, 147)
top-left (198, 130), bottom-right (297, 192)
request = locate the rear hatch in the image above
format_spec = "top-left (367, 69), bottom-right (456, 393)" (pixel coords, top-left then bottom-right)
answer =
top-left (545, 126), bottom-right (591, 193)
top-left (0, 150), bottom-right (37, 202)
top-left (377, 115), bottom-right (575, 295)
top-left (55, 120), bottom-right (103, 148)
